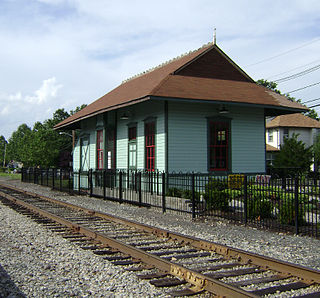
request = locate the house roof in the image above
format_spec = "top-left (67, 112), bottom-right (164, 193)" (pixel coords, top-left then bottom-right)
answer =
top-left (55, 43), bottom-right (308, 130)
top-left (266, 144), bottom-right (279, 152)
top-left (266, 113), bottom-right (320, 129)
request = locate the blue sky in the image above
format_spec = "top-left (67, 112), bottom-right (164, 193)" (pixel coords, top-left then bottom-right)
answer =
top-left (1, 0), bottom-right (320, 139)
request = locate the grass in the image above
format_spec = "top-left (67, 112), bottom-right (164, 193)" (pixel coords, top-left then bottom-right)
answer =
top-left (0, 172), bottom-right (21, 180)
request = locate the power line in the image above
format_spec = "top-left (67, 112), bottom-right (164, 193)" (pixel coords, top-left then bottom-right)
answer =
top-left (309, 102), bottom-right (320, 108)
top-left (302, 97), bottom-right (320, 104)
top-left (274, 64), bottom-right (320, 83)
top-left (285, 81), bottom-right (320, 93)
top-left (246, 37), bottom-right (320, 67)
top-left (267, 58), bottom-right (320, 80)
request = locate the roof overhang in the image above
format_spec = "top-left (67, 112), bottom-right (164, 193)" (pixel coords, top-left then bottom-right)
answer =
top-left (54, 96), bottom-right (151, 130)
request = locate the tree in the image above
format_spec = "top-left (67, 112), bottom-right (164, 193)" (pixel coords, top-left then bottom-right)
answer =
top-left (70, 104), bottom-right (87, 115)
top-left (0, 136), bottom-right (7, 167)
top-left (7, 124), bottom-right (32, 165)
top-left (257, 79), bottom-right (319, 120)
top-left (273, 134), bottom-right (313, 175)
top-left (6, 104), bottom-right (87, 168)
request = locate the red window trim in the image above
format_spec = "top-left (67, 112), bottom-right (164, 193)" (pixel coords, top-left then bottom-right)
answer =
top-left (145, 122), bottom-right (155, 171)
top-left (97, 130), bottom-right (103, 170)
top-left (209, 121), bottom-right (229, 171)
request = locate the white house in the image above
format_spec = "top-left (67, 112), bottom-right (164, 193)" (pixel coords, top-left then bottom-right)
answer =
top-left (55, 43), bottom-right (307, 177)
top-left (266, 113), bottom-right (320, 169)
top-left (266, 113), bottom-right (320, 149)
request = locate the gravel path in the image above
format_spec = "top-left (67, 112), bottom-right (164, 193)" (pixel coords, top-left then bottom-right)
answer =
top-left (1, 177), bottom-right (320, 297)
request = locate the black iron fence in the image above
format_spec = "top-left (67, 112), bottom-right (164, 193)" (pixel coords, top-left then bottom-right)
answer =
top-left (21, 168), bottom-right (320, 239)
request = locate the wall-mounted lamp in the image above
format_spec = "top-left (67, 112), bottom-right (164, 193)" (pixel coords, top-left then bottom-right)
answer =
top-left (219, 105), bottom-right (229, 114)
top-left (120, 111), bottom-right (131, 120)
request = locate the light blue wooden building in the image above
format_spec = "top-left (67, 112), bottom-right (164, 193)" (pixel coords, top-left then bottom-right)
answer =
top-left (55, 43), bottom-right (307, 175)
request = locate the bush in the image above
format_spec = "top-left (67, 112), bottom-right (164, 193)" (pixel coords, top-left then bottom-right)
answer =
top-left (181, 189), bottom-right (201, 201)
top-left (278, 199), bottom-right (304, 226)
top-left (166, 187), bottom-right (183, 198)
top-left (247, 195), bottom-right (273, 219)
top-left (205, 178), bottom-right (228, 192)
top-left (204, 190), bottom-right (229, 211)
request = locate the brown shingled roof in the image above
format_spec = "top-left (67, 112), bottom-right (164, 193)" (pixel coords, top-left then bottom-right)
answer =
top-left (55, 43), bottom-right (308, 129)
top-left (266, 144), bottom-right (279, 152)
top-left (266, 113), bottom-right (320, 129)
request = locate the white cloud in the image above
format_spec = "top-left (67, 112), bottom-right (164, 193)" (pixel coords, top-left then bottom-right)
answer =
top-left (25, 77), bottom-right (63, 104)
top-left (1, 0), bottom-right (320, 139)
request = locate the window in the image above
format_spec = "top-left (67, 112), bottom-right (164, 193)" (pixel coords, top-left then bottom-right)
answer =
top-left (145, 121), bottom-right (155, 171)
top-left (283, 128), bottom-right (289, 139)
top-left (268, 130), bottom-right (273, 142)
top-left (209, 120), bottom-right (229, 171)
top-left (106, 128), bottom-right (115, 170)
top-left (128, 126), bottom-right (137, 170)
top-left (96, 130), bottom-right (103, 169)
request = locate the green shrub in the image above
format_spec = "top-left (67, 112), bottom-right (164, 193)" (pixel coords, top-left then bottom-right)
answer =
top-left (278, 199), bottom-right (304, 226)
top-left (222, 189), bottom-right (243, 200)
top-left (204, 190), bottom-right (229, 211)
top-left (247, 195), bottom-right (273, 219)
top-left (166, 187), bottom-right (183, 198)
top-left (205, 178), bottom-right (228, 192)
top-left (181, 189), bottom-right (201, 201)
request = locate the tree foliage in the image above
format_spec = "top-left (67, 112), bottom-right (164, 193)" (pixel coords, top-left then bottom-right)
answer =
top-left (0, 135), bottom-right (8, 166)
top-left (257, 79), bottom-right (319, 120)
top-left (7, 104), bottom-right (87, 168)
top-left (273, 134), bottom-right (313, 175)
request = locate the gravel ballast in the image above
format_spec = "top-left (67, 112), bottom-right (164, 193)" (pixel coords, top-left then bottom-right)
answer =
top-left (1, 177), bottom-right (320, 297)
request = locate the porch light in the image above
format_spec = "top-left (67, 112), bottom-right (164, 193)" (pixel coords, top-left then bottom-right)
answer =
top-left (219, 105), bottom-right (229, 114)
top-left (120, 112), bottom-right (130, 120)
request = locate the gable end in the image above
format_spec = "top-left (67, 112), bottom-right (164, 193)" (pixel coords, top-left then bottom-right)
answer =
top-left (174, 46), bottom-right (253, 82)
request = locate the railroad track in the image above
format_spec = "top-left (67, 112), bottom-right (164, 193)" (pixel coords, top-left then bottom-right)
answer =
top-left (0, 183), bottom-right (320, 297)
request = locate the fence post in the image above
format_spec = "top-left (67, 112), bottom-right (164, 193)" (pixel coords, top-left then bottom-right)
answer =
top-left (52, 168), bottom-right (55, 189)
top-left (162, 172), bottom-right (166, 213)
top-left (139, 172), bottom-right (142, 207)
top-left (78, 170), bottom-right (81, 195)
top-left (40, 168), bottom-right (43, 185)
top-left (103, 170), bottom-right (106, 199)
top-left (191, 173), bottom-right (196, 219)
top-left (294, 176), bottom-right (300, 235)
top-left (68, 169), bottom-right (72, 193)
top-left (21, 168), bottom-right (24, 182)
top-left (244, 174), bottom-right (248, 225)
top-left (59, 168), bottom-right (62, 191)
top-left (119, 171), bottom-right (123, 203)
top-left (89, 169), bottom-right (93, 197)
top-left (33, 168), bottom-right (36, 184)
top-left (46, 168), bottom-right (49, 186)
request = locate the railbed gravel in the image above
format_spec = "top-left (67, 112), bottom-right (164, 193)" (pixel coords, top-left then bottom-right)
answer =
top-left (1, 177), bottom-right (320, 297)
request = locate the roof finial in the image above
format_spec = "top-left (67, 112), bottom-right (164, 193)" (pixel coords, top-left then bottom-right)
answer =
top-left (213, 28), bottom-right (216, 45)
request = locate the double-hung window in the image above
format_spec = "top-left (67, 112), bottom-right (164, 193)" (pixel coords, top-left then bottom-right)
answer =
top-left (145, 121), bottom-right (155, 171)
top-left (96, 130), bottom-right (103, 169)
top-left (209, 120), bottom-right (230, 171)
top-left (128, 126), bottom-right (137, 170)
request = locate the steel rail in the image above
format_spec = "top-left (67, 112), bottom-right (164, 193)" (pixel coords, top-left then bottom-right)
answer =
top-left (3, 183), bottom-right (318, 284)
top-left (1, 183), bottom-right (320, 294)
top-left (0, 187), bottom-right (257, 297)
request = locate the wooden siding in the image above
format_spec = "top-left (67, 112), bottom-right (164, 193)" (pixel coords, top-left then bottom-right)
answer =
top-left (72, 100), bottom-right (266, 174)
top-left (116, 101), bottom-right (166, 171)
top-left (168, 102), bottom-right (266, 173)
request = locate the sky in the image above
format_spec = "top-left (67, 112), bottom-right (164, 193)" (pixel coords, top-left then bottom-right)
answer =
top-left (1, 0), bottom-right (320, 140)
